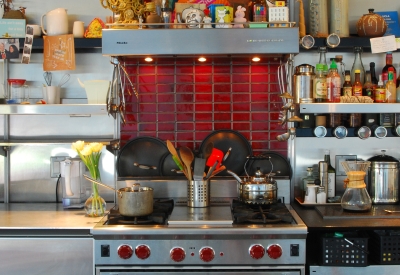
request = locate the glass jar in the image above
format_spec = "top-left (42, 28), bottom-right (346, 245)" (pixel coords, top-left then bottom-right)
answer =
top-left (348, 113), bottom-right (361, 127)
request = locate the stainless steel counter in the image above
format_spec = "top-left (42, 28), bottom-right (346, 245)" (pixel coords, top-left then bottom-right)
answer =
top-left (0, 203), bottom-right (111, 230)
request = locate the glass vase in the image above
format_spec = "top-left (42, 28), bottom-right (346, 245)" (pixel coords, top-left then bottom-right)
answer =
top-left (84, 182), bottom-right (106, 217)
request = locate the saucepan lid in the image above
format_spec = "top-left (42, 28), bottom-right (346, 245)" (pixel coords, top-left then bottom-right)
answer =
top-left (199, 129), bottom-right (252, 176)
top-left (117, 136), bottom-right (169, 177)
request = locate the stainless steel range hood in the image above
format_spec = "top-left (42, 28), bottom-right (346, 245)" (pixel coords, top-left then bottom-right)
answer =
top-left (102, 27), bottom-right (299, 57)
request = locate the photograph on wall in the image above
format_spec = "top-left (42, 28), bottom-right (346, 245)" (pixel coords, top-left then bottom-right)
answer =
top-left (0, 39), bottom-right (19, 59)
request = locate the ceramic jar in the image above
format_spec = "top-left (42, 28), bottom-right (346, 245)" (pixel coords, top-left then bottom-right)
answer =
top-left (356, 9), bottom-right (387, 37)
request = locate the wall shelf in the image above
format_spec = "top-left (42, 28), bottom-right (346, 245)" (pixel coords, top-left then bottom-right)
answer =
top-left (300, 103), bottom-right (400, 114)
top-left (18, 38), bottom-right (102, 53)
top-left (0, 104), bottom-right (108, 115)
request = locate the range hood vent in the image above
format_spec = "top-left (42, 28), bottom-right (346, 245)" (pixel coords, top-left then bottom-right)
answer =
top-left (102, 28), bottom-right (299, 57)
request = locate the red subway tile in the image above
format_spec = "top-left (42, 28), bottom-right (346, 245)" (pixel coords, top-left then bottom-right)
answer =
top-left (251, 122), bottom-right (269, 131)
top-left (251, 93), bottom-right (269, 102)
top-left (251, 65), bottom-right (269, 74)
top-left (214, 103), bottom-right (231, 112)
top-left (158, 94), bottom-right (175, 103)
top-left (214, 65), bottom-right (231, 73)
top-left (177, 112), bottom-right (194, 121)
top-left (232, 93), bottom-right (250, 102)
top-left (139, 65), bottom-right (156, 74)
top-left (251, 74), bottom-right (268, 83)
top-left (232, 74), bottom-right (250, 83)
top-left (195, 65), bottom-right (212, 74)
top-left (176, 65), bottom-right (194, 74)
top-left (157, 84), bottom-right (174, 94)
top-left (251, 113), bottom-right (268, 121)
top-left (157, 75), bottom-right (175, 84)
top-left (139, 103), bottom-right (157, 112)
top-left (214, 93), bottom-right (231, 102)
top-left (195, 113), bottom-right (213, 121)
top-left (158, 112), bottom-right (175, 122)
top-left (176, 94), bottom-right (194, 102)
top-left (158, 65), bottom-right (175, 74)
top-left (195, 74), bottom-right (213, 83)
top-left (139, 123), bottom-right (157, 131)
top-left (176, 74), bottom-right (194, 83)
top-left (232, 83), bottom-right (250, 93)
top-left (214, 74), bottom-right (231, 83)
top-left (195, 94), bottom-right (213, 102)
top-left (232, 123), bottom-right (250, 131)
top-left (214, 84), bottom-right (231, 93)
top-left (157, 132), bottom-right (175, 141)
top-left (139, 75), bottom-right (156, 83)
top-left (215, 113), bottom-right (231, 121)
top-left (232, 65), bottom-right (250, 74)
top-left (232, 113), bottom-right (249, 121)
top-left (195, 84), bottom-right (212, 93)
top-left (251, 84), bottom-right (269, 93)
top-left (138, 85), bottom-right (156, 93)
top-left (269, 73), bottom-right (278, 83)
top-left (252, 131), bottom-right (269, 141)
top-left (233, 103), bottom-right (250, 112)
top-left (195, 103), bottom-right (213, 112)
top-left (158, 123), bottom-right (176, 132)
top-left (139, 93), bottom-right (157, 103)
top-left (176, 103), bottom-right (194, 112)
top-left (251, 141), bottom-right (270, 150)
top-left (251, 103), bottom-right (269, 111)
top-left (195, 124), bottom-right (213, 132)
top-left (138, 113), bottom-right (157, 122)
top-left (214, 122), bottom-right (232, 129)
top-left (177, 131), bottom-right (195, 140)
top-left (176, 84), bottom-right (194, 93)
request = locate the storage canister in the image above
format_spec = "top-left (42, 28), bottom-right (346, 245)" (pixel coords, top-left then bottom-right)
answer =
top-left (293, 64), bottom-right (315, 104)
top-left (367, 150), bottom-right (399, 204)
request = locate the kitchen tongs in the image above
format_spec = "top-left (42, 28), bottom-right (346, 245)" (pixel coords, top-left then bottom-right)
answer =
top-left (107, 57), bottom-right (138, 124)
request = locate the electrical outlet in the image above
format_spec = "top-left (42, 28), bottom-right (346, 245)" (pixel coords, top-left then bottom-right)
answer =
top-left (50, 156), bottom-right (68, 178)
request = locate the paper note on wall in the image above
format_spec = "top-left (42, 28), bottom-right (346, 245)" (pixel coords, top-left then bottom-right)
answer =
top-left (43, 34), bottom-right (75, 71)
top-left (370, 35), bottom-right (397, 54)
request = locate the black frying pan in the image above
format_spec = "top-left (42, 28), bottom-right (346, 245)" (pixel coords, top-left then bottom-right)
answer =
top-left (246, 151), bottom-right (292, 178)
top-left (117, 137), bottom-right (169, 177)
top-left (199, 129), bottom-right (252, 176)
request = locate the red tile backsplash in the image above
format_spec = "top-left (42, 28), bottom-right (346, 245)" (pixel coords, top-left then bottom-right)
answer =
top-left (120, 57), bottom-right (287, 157)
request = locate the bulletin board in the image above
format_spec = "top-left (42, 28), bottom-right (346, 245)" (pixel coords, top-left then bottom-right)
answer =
top-left (43, 34), bottom-right (76, 71)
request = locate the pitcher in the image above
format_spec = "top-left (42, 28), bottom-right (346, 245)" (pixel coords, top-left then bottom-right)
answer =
top-left (41, 8), bottom-right (68, 36)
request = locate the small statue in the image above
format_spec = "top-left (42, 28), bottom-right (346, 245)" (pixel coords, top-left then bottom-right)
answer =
top-left (233, 6), bottom-right (246, 28)
top-left (216, 8), bottom-right (229, 28)
top-left (202, 8), bottom-right (212, 28)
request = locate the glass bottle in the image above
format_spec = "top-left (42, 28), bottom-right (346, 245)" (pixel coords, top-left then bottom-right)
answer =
top-left (313, 63), bottom-right (327, 102)
top-left (324, 150), bottom-right (336, 198)
top-left (363, 71), bottom-right (375, 99)
top-left (302, 167), bottom-right (315, 201)
top-left (335, 55), bottom-right (345, 84)
top-left (386, 69), bottom-right (396, 103)
top-left (253, 0), bottom-right (267, 22)
top-left (375, 74), bottom-right (386, 103)
top-left (318, 46), bottom-right (327, 67)
top-left (352, 69), bottom-right (363, 96)
top-left (309, 0), bottom-right (329, 38)
top-left (370, 62), bottom-right (378, 85)
top-left (382, 52), bottom-right (397, 85)
top-left (327, 59), bottom-right (341, 102)
top-left (342, 70), bottom-right (352, 96)
top-left (329, 0), bottom-right (349, 37)
top-left (351, 46), bottom-right (365, 85)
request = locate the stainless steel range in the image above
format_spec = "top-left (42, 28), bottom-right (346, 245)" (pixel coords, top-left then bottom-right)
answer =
top-left (92, 179), bottom-right (306, 275)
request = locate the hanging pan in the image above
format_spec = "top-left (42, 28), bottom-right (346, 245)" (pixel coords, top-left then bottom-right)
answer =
top-left (117, 136), bottom-right (169, 177)
top-left (199, 129), bottom-right (252, 176)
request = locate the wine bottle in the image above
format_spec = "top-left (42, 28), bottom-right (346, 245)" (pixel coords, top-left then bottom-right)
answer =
top-left (324, 150), bottom-right (336, 198)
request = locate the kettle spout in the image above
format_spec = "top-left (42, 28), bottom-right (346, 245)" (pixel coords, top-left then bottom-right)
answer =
top-left (227, 170), bottom-right (243, 184)
top-left (77, 78), bottom-right (85, 88)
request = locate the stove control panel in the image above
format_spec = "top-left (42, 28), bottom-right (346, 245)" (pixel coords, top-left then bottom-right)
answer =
top-left (117, 245), bottom-right (133, 259)
top-left (135, 244), bottom-right (151, 260)
top-left (266, 244), bottom-right (282, 259)
top-left (249, 244), bottom-right (265, 259)
top-left (170, 247), bottom-right (186, 262)
top-left (199, 246), bottom-right (215, 262)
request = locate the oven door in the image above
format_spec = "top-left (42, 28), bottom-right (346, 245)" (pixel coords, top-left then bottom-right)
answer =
top-left (96, 266), bottom-right (304, 275)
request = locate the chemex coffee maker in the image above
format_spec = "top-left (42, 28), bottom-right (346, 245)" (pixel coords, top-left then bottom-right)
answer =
top-left (60, 157), bottom-right (85, 208)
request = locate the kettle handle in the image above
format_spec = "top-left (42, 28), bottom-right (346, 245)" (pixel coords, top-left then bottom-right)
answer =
top-left (41, 13), bottom-right (48, 35)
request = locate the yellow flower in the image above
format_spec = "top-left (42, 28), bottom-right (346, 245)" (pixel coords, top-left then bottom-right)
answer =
top-left (72, 140), bottom-right (85, 151)
top-left (80, 145), bottom-right (93, 156)
top-left (89, 142), bottom-right (103, 153)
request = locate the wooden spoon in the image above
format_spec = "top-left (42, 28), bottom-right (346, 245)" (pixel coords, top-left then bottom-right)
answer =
top-left (179, 146), bottom-right (194, 181)
top-left (167, 140), bottom-right (183, 165)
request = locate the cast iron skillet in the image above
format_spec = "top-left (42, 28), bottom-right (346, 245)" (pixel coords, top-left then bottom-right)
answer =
top-left (245, 151), bottom-right (292, 179)
top-left (117, 137), bottom-right (169, 177)
top-left (199, 129), bottom-right (252, 176)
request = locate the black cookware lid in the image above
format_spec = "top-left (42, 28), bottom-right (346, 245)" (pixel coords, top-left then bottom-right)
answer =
top-left (368, 150), bottom-right (399, 163)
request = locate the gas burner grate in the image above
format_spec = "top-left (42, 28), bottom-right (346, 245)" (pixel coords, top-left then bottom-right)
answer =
top-left (105, 199), bottom-right (174, 225)
top-left (231, 199), bottom-right (293, 225)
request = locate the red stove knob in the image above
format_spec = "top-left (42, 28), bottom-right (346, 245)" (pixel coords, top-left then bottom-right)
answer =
top-left (267, 244), bottom-right (282, 259)
top-left (135, 244), bottom-right (151, 260)
top-left (170, 247), bottom-right (186, 262)
top-left (249, 244), bottom-right (265, 259)
top-left (118, 244), bottom-right (133, 259)
top-left (199, 247), bottom-right (215, 262)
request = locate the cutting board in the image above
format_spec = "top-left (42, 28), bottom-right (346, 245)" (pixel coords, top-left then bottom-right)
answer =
top-left (315, 205), bottom-right (400, 219)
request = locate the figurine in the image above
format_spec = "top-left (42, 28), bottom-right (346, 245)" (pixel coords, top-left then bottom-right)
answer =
top-left (202, 8), bottom-right (212, 28)
top-left (216, 8), bottom-right (229, 28)
top-left (233, 6), bottom-right (246, 28)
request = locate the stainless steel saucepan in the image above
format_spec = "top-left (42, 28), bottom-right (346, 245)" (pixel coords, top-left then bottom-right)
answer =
top-left (84, 175), bottom-right (153, 216)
